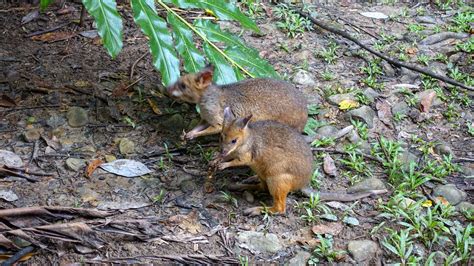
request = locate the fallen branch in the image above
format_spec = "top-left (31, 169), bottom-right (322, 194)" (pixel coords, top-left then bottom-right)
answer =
top-left (312, 148), bottom-right (383, 164)
top-left (0, 206), bottom-right (113, 219)
top-left (26, 22), bottom-right (71, 38)
top-left (88, 255), bottom-right (240, 264)
top-left (0, 245), bottom-right (35, 266)
top-left (296, 10), bottom-right (474, 91)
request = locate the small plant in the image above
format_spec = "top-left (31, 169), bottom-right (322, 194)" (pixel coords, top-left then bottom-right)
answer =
top-left (321, 69), bottom-right (335, 81)
top-left (381, 229), bottom-right (419, 265)
top-left (355, 91), bottom-right (370, 105)
top-left (220, 191), bottom-right (238, 208)
top-left (407, 23), bottom-right (425, 33)
top-left (467, 121), bottom-right (474, 136)
top-left (398, 52), bottom-right (409, 62)
top-left (239, 255), bottom-right (249, 266)
top-left (443, 103), bottom-right (460, 122)
top-left (393, 112), bottom-right (407, 122)
top-left (450, 10), bottom-right (474, 33)
top-left (340, 151), bottom-right (371, 177)
top-left (310, 168), bottom-right (322, 189)
top-left (448, 66), bottom-right (466, 82)
top-left (311, 137), bottom-right (335, 147)
top-left (240, 0), bottom-right (264, 18)
top-left (273, 3), bottom-right (312, 38)
top-left (152, 189), bottom-right (166, 204)
top-left (309, 235), bottom-right (345, 264)
top-left (456, 36), bottom-right (474, 53)
top-left (434, 53), bottom-right (448, 63)
top-left (416, 54), bottom-right (431, 66)
top-left (304, 118), bottom-right (326, 136)
top-left (351, 119), bottom-right (368, 140)
top-left (317, 42), bottom-right (339, 64)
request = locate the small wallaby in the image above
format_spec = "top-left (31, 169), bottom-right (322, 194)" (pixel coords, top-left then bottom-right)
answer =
top-left (217, 107), bottom-right (387, 216)
top-left (166, 65), bottom-right (307, 140)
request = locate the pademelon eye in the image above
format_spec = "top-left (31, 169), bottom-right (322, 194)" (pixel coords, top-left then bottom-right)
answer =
top-left (231, 139), bottom-right (237, 144)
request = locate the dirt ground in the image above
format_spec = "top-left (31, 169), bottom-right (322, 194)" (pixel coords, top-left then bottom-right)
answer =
top-left (0, 1), bottom-right (473, 265)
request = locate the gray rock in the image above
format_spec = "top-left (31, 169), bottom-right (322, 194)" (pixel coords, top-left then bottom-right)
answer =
top-left (237, 231), bottom-right (283, 253)
top-left (289, 251), bottom-right (311, 265)
top-left (413, 243), bottom-right (426, 258)
top-left (0, 150), bottom-right (23, 168)
top-left (65, 158), bottom-right (86, 172)
top-left (433, 184), bottom-right (466, 205)
top-left (363, 88), bottom-right (380, 103)
top-left (461, 165), bottom-right (474, 177)
top-left (293, 70), bottom-right (315, 86)
top-left (346, 106), bottom-right (376, 128)
top-left (46, 115), bottom-right (66, 128)
top-left (0, 189), bottom-right (19, 202)
top-left (392, 101), bottom-right (410, 116)
top-left (347, 240), bottom-right (378, 262)
top-left (456, 201), bottom-right (474, 213)
top-left (398, 151), bottom-right (419, 171)
top-left (161, 114), bottom-right (186, 131)
top-left (400, 68), bottom-right (419, 83)
top-left (119, 138), bottom-right (135, 155)
top-left (416, 16), bottom-right (438, 24)
top-left (243, 191), bottom-right (254, 203)
top-left (328, 92), bottom-right (356, 106)
top-left (420, 32), bottom-right (469, 45)
top-left (67, 107), bottom-right (88, 127)
top-left (434, 143), bottom-right (454, 157)
top-left (180, 180), bottom-right (197, 193)
top-left (348, 178), bottom-right (386, 193)
top-left (381, 61), bottom-right (396, 77)
top-left (170, 172), bottom-right (193, 189)
top-left (23, 128), bottom-right (41, 142)
top-left (316, 125), bottom-right (339, 138)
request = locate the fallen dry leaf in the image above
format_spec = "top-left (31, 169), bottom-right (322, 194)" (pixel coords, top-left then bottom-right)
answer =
top-left (31, 32), bottom-right (76, 43)
top-left (420, 90), bottom-right (437, 113)
top-left (323, 155), bottom-right (337, 177)
top-left (111, 81), bottom-right (131, 97)
top-left (434, 196), bottom-right (450, 206)
top-left (312, 222), bottom-right (343, 236)
top-left (147, 98), bottom-right (162, 115)
top-left (86, 159), bottom-right (103, 178)
top-left (0, 94), bottom-right (16, 107)
top-left (338, 99), bottom-right (359, 110)
top-left (406, 47), bottom-right (418, 55)
top-left (376, 100), bottom-right (393, 128)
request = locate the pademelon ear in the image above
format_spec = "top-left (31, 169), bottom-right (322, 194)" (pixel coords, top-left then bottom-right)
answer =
top-left (223, 106), bottom-right (235, 127)
top-left (196, 64), bottom-right (214, 89)
top-left (240, 114), bottom-right (253, 129)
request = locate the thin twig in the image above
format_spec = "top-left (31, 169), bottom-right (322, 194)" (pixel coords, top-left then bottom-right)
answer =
top-left (0, 245), bottom-right (35, 266)
top-left (312, 147), bottom-right (383, 164)
top-left (453, 157), bottom-right (474, 163)
top-left (296, 10), bottom-right (474, 91)
top-left (130, 52), bottom-right (149, 80)
top-left (79, 4), bottom-right (87, 27)
top-left (26, 22), bottom-right (71, 38)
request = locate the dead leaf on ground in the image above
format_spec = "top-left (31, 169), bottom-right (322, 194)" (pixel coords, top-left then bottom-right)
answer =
top-left (86, 159), bottom-right (103, 178)
top-left (21, 10), bottom-right (39, 25)
top-left (323, 155), bottom-right (337, 177)
top-left (339, 99), bottom-right (359, 110)
top-left (147, 98), bottom-right (162, 115)
top-left (434, 196), bottom-right (450, 206)
top-left (0, 94), bottom-right (16, 107)
top-left (111, 81), bottom-right (131, 97)
top-left (420, 90), bottom-right (437, 113)
top-left (31, 32), bottom-right (77, 43)
top-left (376, 100), bottom-right (393, 128)
top-left (312, 222), bottom-right (344, 236)
top-left (406, 47), bottom-right (418, 55)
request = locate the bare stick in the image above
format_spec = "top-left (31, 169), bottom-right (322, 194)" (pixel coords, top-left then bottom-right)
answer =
top-left (26, 22), bottom-right (71, 38)
top-left (79, 4), bottom-right (87, 27)
top-left (296, 10), bottom-right (474, 91)
top-left (130, 52), bottom-right (149, 80)
top-left (1, 245), bottom-right (35, 266)
top-left (312, 147), bottom-right (383, 164)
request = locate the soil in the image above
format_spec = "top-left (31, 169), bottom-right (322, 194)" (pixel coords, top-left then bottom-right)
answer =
top-left (0, 1), bottom-right (472, 265)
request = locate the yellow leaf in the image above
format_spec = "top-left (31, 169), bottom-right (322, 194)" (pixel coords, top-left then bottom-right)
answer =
top-left (338, 99), bottom-right (359, 110)
top-left (147, 98), bottom-right (162, 115)
top-left (205, 9), bottom-right (216, 17)
top-left (421, 200), bottom-right (432, 207)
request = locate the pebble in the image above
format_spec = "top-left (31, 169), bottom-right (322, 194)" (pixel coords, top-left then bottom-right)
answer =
top-left (391, 101), bottom-right (410, 116)
top-left (0, 189), bottom-right (19, 202)
top-left (65, 158), bottom-right (86, 172)
top-left (292, 69), bottom-right (315, 86)
top-left (363, 88), bottom-right (380, 103)
top-left (161, 114), bottom-right (186, 131)
top-left (348, 177), bottom-right (386, 193)
top-left (433, 184), bottom-right (466, 205)
top-left (46, 115), bottom-right (66, 128)
top-left (105, 155), bottom-right (116, 162)
top-left (236, 231), bottom-right (283, 253)
top-left (346, 106), bottom-right (376, 128)
top-left (67, 107), bottom-right (88, 127)
top-left (316, 125), bottom-right (339, 138)
top-left (288, 251), bottom-right (311, 265)
top-left (347, 240), bottom-right (379, 263)
top-left (327, 92), bottom-right (356, 106)
top-left (433, 143), bottom-right (454, 157)
top-left (119, 138), bottom-right (135, 155)
top-left (23, 128), bottom-right (42, 142)
top-left (243, 191), bottom-right (254, 203)
top-left (456, 201), bottom-right (474, 213)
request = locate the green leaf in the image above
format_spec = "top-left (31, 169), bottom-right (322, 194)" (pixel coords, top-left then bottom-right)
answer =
top-left (167, 13), bottom-right (205, 73)
top-left (225, 46), bottom-right (278, 78)
top-left (82, 0), bottom-right (123, 58)
top-left (40, 0), bottom-right (54, 11)
top-left (198, 0), bottom-right (259, 32)
top-left (162, 0), bottom-right (200, 9)
top-left (202, 42), bottom-right (237, 85)
top-left (131, 0), bottom-right (180, 86)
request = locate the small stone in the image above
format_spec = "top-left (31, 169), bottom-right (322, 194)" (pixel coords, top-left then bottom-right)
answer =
top-left (433, 184), bottom-right (466, 205)
top-left (292, 70), bottom-right (315, 86)
top-left (67, 107), bottom-right (88, 127)
top-left (392, 101), bottom-right (410, 116)
top-left (346, 106), bottom-right (376, 128)
top-left (0, 150), bottom-right (23, 168)
top-left (381, 61), bottom-right (396, 77)
top-left (347, 240), bottom-right (379, 263)
top-left (0, 189), bottom-right (19, 202)
top-left (23, 128), bottom-right (42, 142)
top-left (363, 88), bottom-right (380, 103)
top-left (119, 138), bottom-right (135, 155)
top-left (65, 158), bottom-right (86, 171)
top-left (398, 151), bottom-right (419, 171)
top-left (348, 178), bottom-right (386, 193)
top-left (170, 171), bottom-right (193, 189)
top-left (327, 92), bottom-right (356, 106)
top-left (456, 201), bottom-right (474, 213)
top-left (413, 243), bottom-right (426, 258)
top-left (180, 180), bottom-right (197, 193)
top-left (161, 114), bottom-right (186, 131)
top-left (105, 155), bottom-right (116, 162)
top-left (288, 251), bottom-right (311, 265)
top-left (461, 164), bottom-right (474, 177)
top-left (434, 143), bottom-right (454, 157)
top-left (316, 125), bottom-right (339, 138)
top-left (295, 50), bottom-right (313, 62)
top-left (46, 115), bottom-right (66, 128)
top-left (237, 231), bottom-right (283, 253)
top-left (416, 16), bottom-right (437, 24)
top-left (243, 191), bottom-right (254, 203)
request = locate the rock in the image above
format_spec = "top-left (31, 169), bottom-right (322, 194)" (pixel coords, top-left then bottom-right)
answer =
top-left (243, 191), bottom-right (254, 203)
top-left (292, 70), bottom-right (315, 86)
top-left (363, 88), bottom-right (380, 103)
top-left (65, 158), bottom-right (86, 171)
top-left (289, 251), bottom-right (311, 265)
top-left (295, 50), bottom-right (313, 62)
top-left (46, 115), bottom-right (66, 128)
top-left (461, 164), bottom-right (474, 177)
top-left (348, 178), bottom-right (386, 193)
top-left (0, 189), bottom-right (19, 202)
top-left (316, 125), bottom-right (339, 138)
top-left (420, 32), bottom-right (469, 45)
top-left (347, 240), bottom-right (378, 262)
top-left (23, 128), bottom-right (42, 142)
top-left (0, 150), bottom-right (23, 168)
top-left (346, 106), bottom-right (376, 128)
top-left (456, 201), bottom-right (474, 213)
top-left (434, 143), bottom-right (454, 157)
top-left (161, 114), bottom-right (186, 131)
top-left (105, 155), bottom-right (116, 162)
top-left (416, 16), bottom-right (438, 24)
top-left (398, 151), bottom-right (418, 171)
top-left (119, 138), bottom-right (135, 155)
top-left (413, 243), bottom-right (426, 258)
top-left (381, 61), bottom-right (396, 77)
top-left (392, 101), bottom-right (410, 116)
top-left (180, 180), bottom-right (197, 193)
top-left (67, 107), bottom-right (88, 127)
top-left (327, 92), bottom-right (356, 106)
top-left (236, 231), bottom-right (283, 253)
top-left (400, 68), bottom-right (419, 83)
top-left (170, 172), bottom-right (193, 189)
top-left (433, 184), bottom-right (466, 205)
